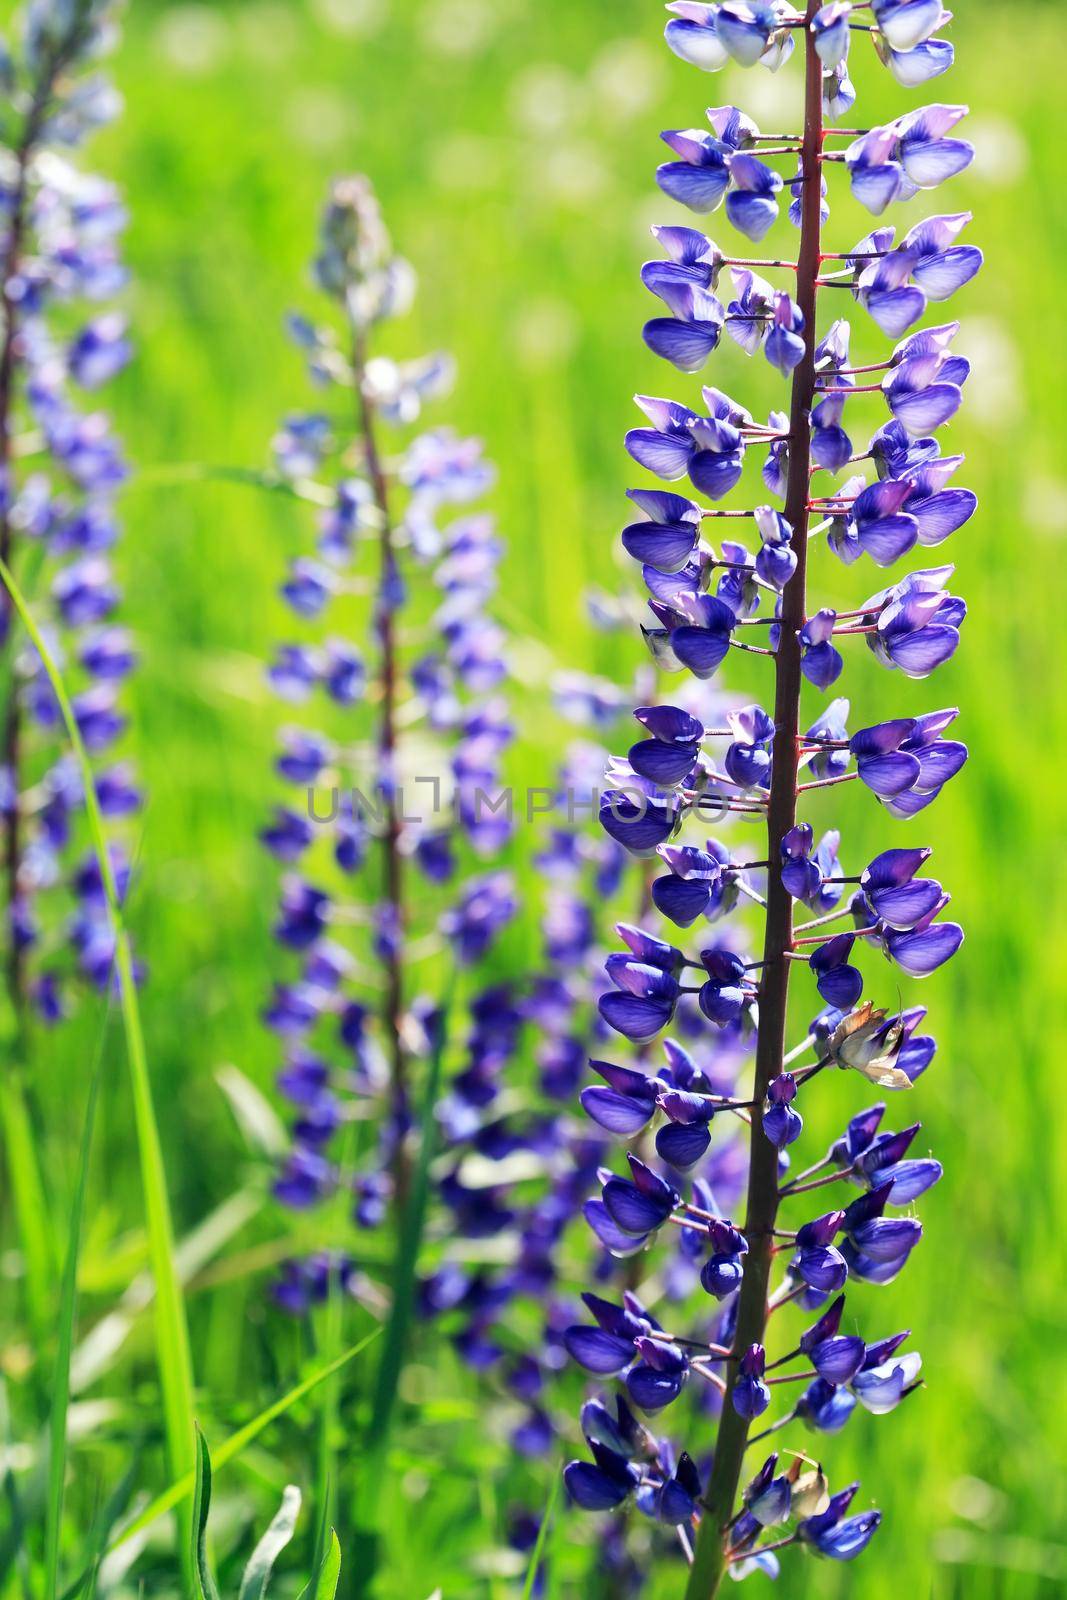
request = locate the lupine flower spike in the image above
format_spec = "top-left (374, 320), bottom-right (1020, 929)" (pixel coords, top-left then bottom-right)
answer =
top-left (264, 178), bottom-right (516, 1308)
top-left (0, 0), bottom-right (140, 1025)
top-left (564, 2), bottom-right (974, 1593)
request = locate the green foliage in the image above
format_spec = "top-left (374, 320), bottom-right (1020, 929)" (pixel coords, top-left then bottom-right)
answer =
top-left (192, 1429), bottom-right (334, 1600)
top-left (0, 2), bottom-right (1064, 1598)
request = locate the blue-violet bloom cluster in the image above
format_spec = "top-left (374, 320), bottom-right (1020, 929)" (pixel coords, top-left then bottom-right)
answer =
top-left (562, 3), bottom-right (974, 1592)
top-left (1, 0), bottom-right (139, 1027)
top-left (262, 177), bottom-right (518, 1311)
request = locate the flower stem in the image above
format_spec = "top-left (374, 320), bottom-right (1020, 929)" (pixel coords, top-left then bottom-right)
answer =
top-left (682, 14), bottom-right (823, 1597)
top-left (349, 317), bottom-right (410, 1216)
top-left (0, 127), bottom-right (39, 1016)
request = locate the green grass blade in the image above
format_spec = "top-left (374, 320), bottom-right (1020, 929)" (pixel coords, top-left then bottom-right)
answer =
top-left (352, 979), bottom-right (454, 1591)
top-left (521, 1469), bottom-right (562, 1600)
top-left (105, 1329), bottom-right (381, 1557)
top-left (44, 1021), bottom-right (108, 1600)
top-left (312, 1121), bottom-right (357, 1572)
top-left (0, 1471), bottom-right (27, 1596)
top-left (238, 1485), bottom-right (301, 1600)
top-left (0, 1072), bottom-right (53, 1336)
top-left (370, 981), bottom-right (453, 1444)
top-left (132, 462), bottom-right (334, 506)
top-left (61, 1455), bottom-right (141, 1600)
top-left (191, 1429), bottom-right (221, 1600)
top-left (295, 1531), bottom-right (341, 1600)
top-left (0, 556), bottom-right (197, 1565)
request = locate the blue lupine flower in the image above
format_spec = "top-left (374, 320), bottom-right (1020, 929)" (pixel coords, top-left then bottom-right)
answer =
top-left (802, 696), bottom-right (851, 781)
top-left (872, 0), bottom-right (950, 53)
top-left (725, 702), bottom-right (775, 788)
top-left (846, 103), bottom-right (973, 215)
top-left (665, 3), bottom-right (732, 74)
top-left (725, 267), bottom-right (774, 355)
top-left (851, 1346), bottom-right (922, 1413)
top-left (642, 254), bottom-right (726, 371)
top-left (621, 487), bottom-right (702, 573)
top-left (865, 566), bottom-right (966, 676)
top-left (799, 1483), bottom-right (881, 1560)
top-left (851, 710), bottom-right (967, 814)
top-left (765, 291), bottom-right (806, 376)
top-left (797, 1374), bottom-right (858, 1434)
top-left (813, 3), bottom-right (851, 69)
top-left (701, 1220), bottom-right (749, 1298)
top-left (581, 1059), bottom-right (660, 1136)
top-left (827, 477), bottom-right (917, 567)
top-left (882, 346), bottom-right (968, 436)
top-left (732, 1343), bottom-right (770, 1418)
top-left (0, 9), bottom-right (142, 1021)
top-left (440, 871), bottom-right (520, 964)
top-left (599, 954), bottom-right (681, 1041)
top-left (782, 824), bottom-right (832, 908)
top-left (653, 838), bottom-right (731, 925)
top-left (261, 180), bottom-right (520, 1315)
top-left (726, 152), bottom-right (783, 242)
top-left (799, 609), bottom-right (843, 689)
top-left (654, 1452), bottom-right (703, 1523)
top-left (794, 1211), bottom-right (849, 1293)
top-left (697, 945), bottom-right (751, 1026)
top-left (880, 34), bottom-right (954, 88)
top-left (656, 1090), bottom-right (716, 1169)
top-left (629, 703), bottom-right (704, 785)
top-left (799, 1295), bottom-right (865, 1384)
top-left (600, 776), bottom-right (681, 855)
top-left (849, 217), bottom-right (981, 339)
top-left (658, 107), bottom-right (784, 239)
top-left (763, 1071), bottom-right (802, 1147)
top-left (743, 1453), bottom-right (792, 1526)
top-left (715, 4), bottom-right (788, 69)
top-left (565, 1444), bottom-right (641, 1511)
top-left (567, 1), bottom-right (968, 1577)
top-left (627, 1335), bottom-right (691, 1411)
top-left (658, 127), bottom-right (732, 213)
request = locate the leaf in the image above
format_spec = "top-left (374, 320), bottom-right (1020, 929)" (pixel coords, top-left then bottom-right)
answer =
top-left (191, 1429), bottom-right (221, 1600)
top-left (239, 1485), bottom-right (302, 1600)
top-left (60, 1456), bottom-right (141, 1600)
top-left (100, 1329), bottom-right (381, 1560)
top-left (0, 556), bottom-right (197, 1571)
top-left (0, 1433), bottom-right (27, 1589)
top-left (365, 979), bottom-right (454, 1458)
top-left (45, 1028), bottom-right (107, 1600)
top-left (216, 1065), bottom-right (289, 1158)
top-left (132, 461), bottom-right (335, 507)
top-left (0, 1073), bottom-right (54, 1338)
top-left (296, 1531), bottom-right (341, 1600)
top-left (71, 1189), bottom-right (260, 1395)
top-left (521, 1469), bottom-right (562, 1600)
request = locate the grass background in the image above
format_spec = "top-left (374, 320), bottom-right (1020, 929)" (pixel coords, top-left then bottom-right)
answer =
top-left (2, 0), bottom-right (1066, 1596)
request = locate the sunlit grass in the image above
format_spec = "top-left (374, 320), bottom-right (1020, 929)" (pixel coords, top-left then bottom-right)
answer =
top-left (0, 0), bottom-right (1063, 1595)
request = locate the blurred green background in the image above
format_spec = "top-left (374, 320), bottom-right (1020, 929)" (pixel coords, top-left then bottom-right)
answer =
top-left (5, 0), bottom-right (1067, 1596)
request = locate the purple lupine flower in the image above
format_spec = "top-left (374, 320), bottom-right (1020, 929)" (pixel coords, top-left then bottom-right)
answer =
top-left (798, 1482), bottom-right (881, 1560)
top-left (562, 2), bottom-right (971, 1582)
top-left (261, 179), bottom-right (518, 1310)
top-left (845, 104), bottom-right (973, 215)
top-left (765, 291), bottom-right (806, 376)
top-left (0, 1), bottom-right (142, 1022)
top-left (732, 1343), bottom-right (770, 1418)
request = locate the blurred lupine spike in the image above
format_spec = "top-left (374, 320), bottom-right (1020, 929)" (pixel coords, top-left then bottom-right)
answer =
top-left (262, 175), bottom-right (517, 1300)
top-left (0, 0), bottom-right (138, 1026)
top-left (563, 2), bottom-right (973, 1594)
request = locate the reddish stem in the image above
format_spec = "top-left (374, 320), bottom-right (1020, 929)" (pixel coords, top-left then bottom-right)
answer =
top-left (681, 14), bottom-right (824, 1597)
top-left (350, 319), bottom-right (409, 1215)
